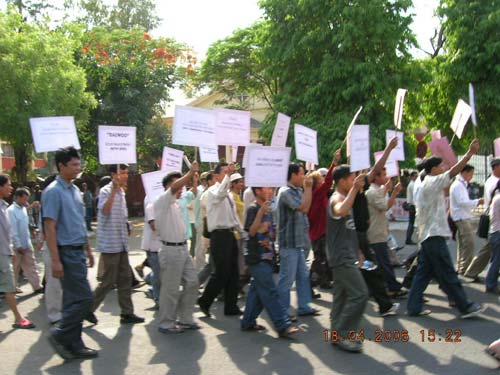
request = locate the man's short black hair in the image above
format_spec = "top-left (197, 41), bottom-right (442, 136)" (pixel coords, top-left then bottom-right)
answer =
top-left (162, 172), bottom-right (182, 188)
top-left (410, 171), bottom-right (418, 178)
top-left (332, 165), bottom-right (352, 184)
top-left (55, 147), bottom-right (80, 172)
top-left (0, 174), bottom-right (10, 187)
top-left (251, 187), bottom-right (263, 196)
top-left (99, 176), bottom-right (112, 188)
top-left (461, 164), bottom-right (475, 173)
top-left (422, 156), bottom-right (443, 174)
top-left (214, 162), bottom-right (228, 174)
top-left (287, 163), bottom-right (304, 181)
top-left (14, 188), bottom-right (30, 198)
top-left (206, 171), bottom-right (214, 182)
top-left (108, 164), bottom-right (129, 174)
top-left (416, 161), bottom-right (424, 172)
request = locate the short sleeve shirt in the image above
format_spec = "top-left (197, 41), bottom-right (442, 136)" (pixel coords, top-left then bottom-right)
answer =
top-left (96, 183), bottom-right (128, 253)
top-left (244, 203), bottom-right (275, 265)
top-left (277, 185), bottom-right (310, 250)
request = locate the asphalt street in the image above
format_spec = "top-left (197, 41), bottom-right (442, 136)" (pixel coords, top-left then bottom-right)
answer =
top-left (0, 219), bottom-right (498, 374)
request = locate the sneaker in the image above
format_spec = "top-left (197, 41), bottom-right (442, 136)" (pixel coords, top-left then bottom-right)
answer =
top-left (381, 303), bottom-right (400, 317)
top-left (120, 314), bottom-right (145, 324)
top-left (460, 303), bottom-right (483, 319)
top-left (84, 312), bottom-right (98, 325)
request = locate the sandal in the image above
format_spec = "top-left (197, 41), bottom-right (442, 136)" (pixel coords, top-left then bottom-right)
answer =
top-left (12, 318), bottom-right (35, 329)
top-left (178, 322), bottom-right (202, 330)
top-left (279, 326), bottom-right (299, 338)
top-left (288, 315), bottom-right (298, 323)
top-left (158, 326), bottom-right (184, 334)
top-left (241, 324), bottom-right (266, 332)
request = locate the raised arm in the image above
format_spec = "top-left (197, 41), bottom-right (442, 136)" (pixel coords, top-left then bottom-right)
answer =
top-left (449, 139), bottom-right (479, 179)
top-left (332, 174), bottom-right (366, 217)
top-left (171, 162), bottom-right (199, 195)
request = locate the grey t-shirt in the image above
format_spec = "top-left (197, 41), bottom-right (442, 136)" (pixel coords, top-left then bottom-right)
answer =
top-left (326, 192), bottom-right (359, 268)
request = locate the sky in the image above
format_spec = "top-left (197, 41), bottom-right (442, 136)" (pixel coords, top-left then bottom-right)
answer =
top-left (153, 0), bottom-right (440, 109)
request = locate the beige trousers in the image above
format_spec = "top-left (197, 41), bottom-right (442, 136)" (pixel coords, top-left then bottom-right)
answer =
top-left (455, 219), bottom-right (476, 274)
top-left (14, 248), bottom-right (42, 291)
top-left (464, 240), bottom-right (492, 278)
top-left (158, 244), bottom-right (198, 329)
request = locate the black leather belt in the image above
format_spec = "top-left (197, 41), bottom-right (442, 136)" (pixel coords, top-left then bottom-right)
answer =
top-left (212, 228), bottom-right (234, 232)
top-left (161, 240), bottom-right (187, 247)
top-left (58, 245), bottom-right (84, 250)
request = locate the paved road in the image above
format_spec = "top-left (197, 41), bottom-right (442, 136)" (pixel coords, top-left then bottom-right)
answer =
top-left (0, 220), bottom-right (498, 374)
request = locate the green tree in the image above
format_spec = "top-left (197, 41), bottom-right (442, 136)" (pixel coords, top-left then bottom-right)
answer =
top-left (421, 0), bottom-right (500, 153)
top-left (258, 0), bottom-right (418, 166)
top-left (0, 10), bottom-right (96, 182)
top-left (76, 27), bottom-right (195, 171)
top-left (197, 21), bottom-right (278, 110)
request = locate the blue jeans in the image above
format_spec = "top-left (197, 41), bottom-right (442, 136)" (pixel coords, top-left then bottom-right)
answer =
top-left (146, 251), bottom-right (161, 302)
top-left (85, 207), bottom-right (93, 231)
top-left (52, 248), bottom-right (93, 351)
top-left (486, 232), bottom-right (500, 290)
top-left (277, 247), bottom-right (313, 314)
top-left (407, 236), bottom-right (471, 315)
top-left (241, 261), bottom-right (290, 332)
top-left (371, 242), bottom-right (402, 292)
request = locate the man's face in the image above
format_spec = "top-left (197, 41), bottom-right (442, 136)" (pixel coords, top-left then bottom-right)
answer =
top-left (0, 180), bottom-right (13, 199)
top-left (462, 170), bottom-right (474, 182)
top-left (113, 168), bottom-right (129, 187)
top-left (339, 173), bottom-right (355, 191)
top-left (374, 170), bottom-right (388, 186)
top-left (59, 158), bottom-right (81, 180)
top-left (493, 165), bottom-right (500, 178)
top-left (232, 179), bottom-right (244, 192)
top-left (290, 167), bottom-right (305, 187)
top-left (16, 194), bottom-right (29, 206)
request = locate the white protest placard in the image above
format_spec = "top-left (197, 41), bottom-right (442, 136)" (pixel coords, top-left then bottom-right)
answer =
top-left (199, 146), bottom-right (219, 163)
top-left (242, 143), bottom-right (264, 168)
top-left (245, 146), bottom-right (291, 187)
top-left (294, 124), bottom-right (318, 165)
top-left (346, 106), bottom-right (363, 156)
top-left (98, 125), bottom-right (136, 164)
top-left (374, 151), bottom-right (399, 178)
top-left (394, 89), bottom-right (407, 129)
top-left (271, 113), bottom-right (291, 147)
top-left (469, 83), bottom-right (477, 126)
top-left (386, 130), bottom-right (405, 161)
top-left (141, 170), bottom-right (166, 201)
top-left (172, 106), bottom-right (217, 147)
top-left (349, 125), bottom-right (371, 172)
top-left (450, 99), bottom-right (472, 139)
top-left (494, 138), bottom-right (500, 157)
top-left (161, 147), bottom-right (183, 172)
top-left (215, 108), bottom-right (251, 146)
top-left (30, 116), bottom-right (80, 153)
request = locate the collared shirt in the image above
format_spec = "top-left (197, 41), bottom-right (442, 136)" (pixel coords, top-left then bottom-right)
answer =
top-left (365, 183), bottom-right (390, 244)
top-left (450, 175), bottom-right (479, 221)
top-left (0, 200), bottom-right (12, 256)
top-left (96, 182), bottom-right (128, 253)
top-left (154, 188), bottom-right (186, 243)
top-left (193, 185), bottom-right (205, 230)
top-left (406, 179), bottom-right (415, 205)
top-left (140, 196), bottom-right (161, 252)
top-left (42, 176), bottom-right (88, 246)
top-left (416, 171), bottom-right (452, 242)
top-left (7, 202), bottom-right (32, 250)
top-left (206, 175), bottom-right (241, 232)
top-left (484, 174), bottom-right (500, 207)
top-left (277, 184), bottom-right (310, 250)
top-left (178, 191), bottom-right (195, 240)
top-left (490, 192), bottom-right (500, 233)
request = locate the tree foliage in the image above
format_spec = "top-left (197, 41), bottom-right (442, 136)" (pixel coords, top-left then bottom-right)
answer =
top-left (257, 0), bottom-right (418, 166)
top-left (0, 10), bottom-right (96, 182)
top-left (76, 27), bottom-right (195, 171)
top-left (197, 21), bottom-right (277, 110)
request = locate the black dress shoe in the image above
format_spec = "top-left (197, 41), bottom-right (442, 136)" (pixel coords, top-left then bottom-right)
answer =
top-left (312, 292), bottom-right (322, 299)
top-left (48, 335), bottom-right (75, 360)
top-left (84, 312), bottom-right (98, 325)
top-left (224, 309), bottom-right (243, 316)
top-left (71, 346), bottom-right (99, 359)
top-left (120, 314), bottom-right (145, 324)
top-left (197, 298), bottom-right (211, 317)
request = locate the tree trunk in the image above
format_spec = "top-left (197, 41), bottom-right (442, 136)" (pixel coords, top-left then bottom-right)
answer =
top-left (13, 145), bottom-right (30, 184)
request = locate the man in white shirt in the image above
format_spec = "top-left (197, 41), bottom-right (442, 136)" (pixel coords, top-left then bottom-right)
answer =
top-left (407, 139), bottom-right (483, 319)
top-left (450, 165), bottom-right (483, 275)
top-left (140, 195), bottom-right (162, 307)
top-left (405, 171), bottom-right (418, 245)
top-left (154, 162), bottom-right (200, 333)
top-left (198, 162), bottom-right (243, 317)
top-left (464, 157), bottom-right (500, 281)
